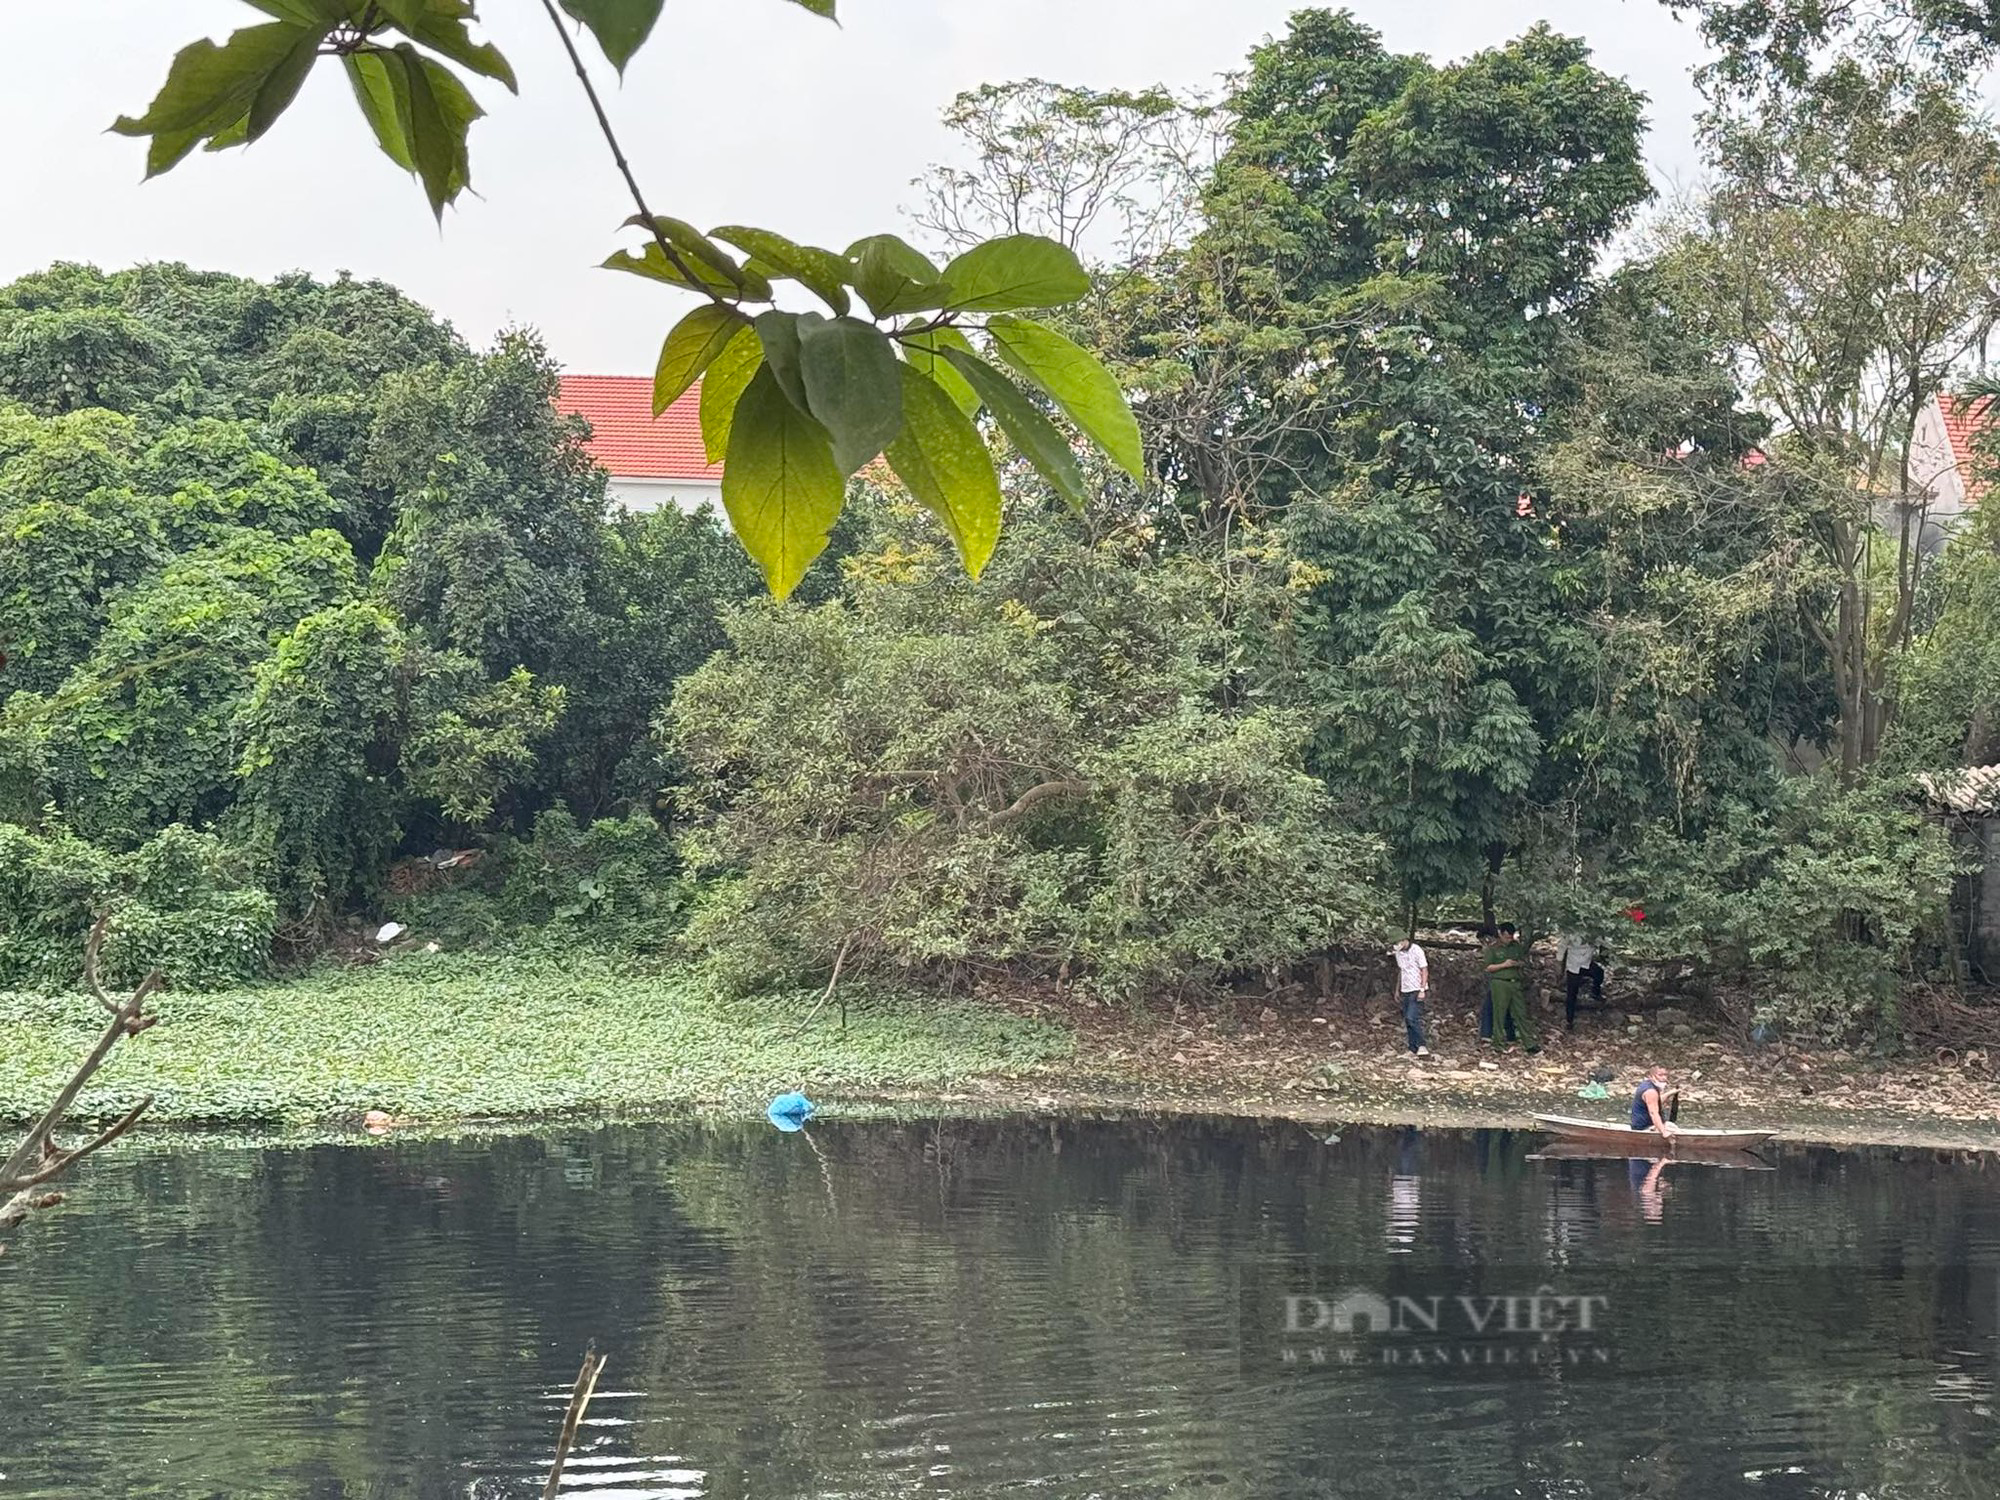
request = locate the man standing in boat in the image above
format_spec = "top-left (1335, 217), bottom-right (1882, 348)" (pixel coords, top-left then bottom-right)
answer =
top-left (1631, 1064), bottom-right (1680, 1137)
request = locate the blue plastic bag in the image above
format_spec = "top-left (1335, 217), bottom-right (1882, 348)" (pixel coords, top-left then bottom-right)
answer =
top-left (767, 1091), bottom-right (815, 1132)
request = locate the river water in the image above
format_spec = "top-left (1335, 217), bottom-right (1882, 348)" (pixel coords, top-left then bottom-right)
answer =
top-left (0, 1115), bottom-right (1995, 1498)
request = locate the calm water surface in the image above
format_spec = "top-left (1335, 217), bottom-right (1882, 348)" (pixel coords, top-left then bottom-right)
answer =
top-left (1, 1115), bottom-right (1995, 1499)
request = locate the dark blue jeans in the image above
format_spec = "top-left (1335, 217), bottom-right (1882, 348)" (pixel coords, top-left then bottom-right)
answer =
top-left (1400, 989), bottom-right (1427, 1051)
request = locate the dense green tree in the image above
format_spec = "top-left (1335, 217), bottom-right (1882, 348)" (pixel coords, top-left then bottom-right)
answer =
top-left (909, 16), bottom-right (1830, 929)
top-left (1885, 498), bottom-right (2000, 772)
top-left (0, 406), bottom-right (164, 694)
top-left (234, 601), bottom-right (405, 916)
top-left (0, 306), bottom-right (192, 416)
top-left (135, 417), bottom-right (348, 545)
top-left (45, 528), bottom-right (361, 846)
top-left (1190, 15), bottom-right (1653, 909)
top-left (0, 263), bottom-right (757, 921)
top-left (1543, 289), bottom-right (1822, 797)
top-left (0, 262), bottom-right (465, 430)
top-left (551, 506), bottom-right (760, 817)
top-left (369, 332), bottom-right (606, 676)
top-left (672, 506), bottom-right (1386, 1000)
top-left (398, 657), bottom-right (564, 827)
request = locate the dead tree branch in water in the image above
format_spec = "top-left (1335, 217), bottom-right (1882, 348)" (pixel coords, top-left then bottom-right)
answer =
top-left (0, 917), bottom-right (161, 1238)
top-left (544, 1345), bottom-right (608, 1499)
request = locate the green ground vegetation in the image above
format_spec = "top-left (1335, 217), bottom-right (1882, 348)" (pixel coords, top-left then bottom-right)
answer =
top-left (0, 950), bottom-right (1069, 1126)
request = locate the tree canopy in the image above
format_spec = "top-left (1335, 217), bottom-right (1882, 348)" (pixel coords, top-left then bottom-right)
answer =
top-left (8, 6), bottom-right (1998, 1044)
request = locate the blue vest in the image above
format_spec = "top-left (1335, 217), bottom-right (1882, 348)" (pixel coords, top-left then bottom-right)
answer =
top-left (1630, 1080), bottom-right (1661, 1129)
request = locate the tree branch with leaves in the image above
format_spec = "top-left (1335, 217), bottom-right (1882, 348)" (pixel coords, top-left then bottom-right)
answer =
top-left (115, 0), bottom-right (1144, 599)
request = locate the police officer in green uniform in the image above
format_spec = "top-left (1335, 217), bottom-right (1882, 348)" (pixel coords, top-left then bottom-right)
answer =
top-left (1482, 922), bottom-right (1538, 1052)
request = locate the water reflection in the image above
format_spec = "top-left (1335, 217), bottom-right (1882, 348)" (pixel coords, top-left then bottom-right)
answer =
top-left (1387, 1125), bottom-right (1421, 1252)
top-left (1630, 1155), bottom-right (1670, 1222)
top-left (0, 1115), bottom-right (1993, 1498)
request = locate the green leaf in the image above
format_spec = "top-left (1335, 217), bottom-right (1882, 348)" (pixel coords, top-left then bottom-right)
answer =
top-left (722, 366), bottom-right (846, 600)
top-left (344, 52), bottom-right (415, 171)
top-left (845, 234), bottom-right (949, 318)
top-left (985, 315), bottom-right (1143, 481)
top-left (700, 324), bottom-right (762, 463)
top-left (797, 316), bottom-right (904, 474)
top-left (558, 0), bottom-right (665, 74)
top-left (940, 234), bottom-right (1091, 313)
top-left (113, 23), bottom-right (320, 177)
top-left (782, 0), bottom-right (838, 15)
top-left (753, 310), bottom-right (817, 414)
top-left (902, 328), bottom-right (981, 418)
top-left (885, 365), bottom-right (1003, 578)
top-left (602, 243), bottom-right (767, 300)
top-left (369, 0), bottom-right (434, 25)
top-left (204, 116), bottom-right (253, 153)
top-left (144, 128), bottom-right (213, 178)
top-left (653, 303), bottom-right (749, 415)
top-left (711, 226), bottom-right (851, 314)
top-left (943, 348), bottom-right (1088, 511)
top-left (392, 4), bottom-right (518, 92)
top-left (391, 45), bottom-right (482, 219)
top-left (625, 215), bottom-right (762, 294)
top-left (247, 27), bottom-right (325, 141)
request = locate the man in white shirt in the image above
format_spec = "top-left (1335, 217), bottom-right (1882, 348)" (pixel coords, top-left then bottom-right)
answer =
top-left (1559, 933), bottom-right (1604, 1030)
top-left (1392, 936), bottom-right (1432, 1057)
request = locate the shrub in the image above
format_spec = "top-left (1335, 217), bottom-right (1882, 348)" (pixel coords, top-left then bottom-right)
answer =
top-left (234, 601), bottom-right (402, 915)
top-left (0, 821), bottom-right (116, 990)
top-left (671, 517), bottom-right (1386, 1000)
top-left (497, 806), bottom-right (682, 949)
top-left (384, 806), bottom-right (684, 955)
top-left (1545, 777), bottom-right (1959, 1046)
top-left (0, 821), bottom-right (274, 992)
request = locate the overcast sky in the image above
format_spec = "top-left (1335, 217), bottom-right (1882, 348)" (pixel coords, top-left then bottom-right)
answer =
top-left (2, 1), bottom-right (1715, 373)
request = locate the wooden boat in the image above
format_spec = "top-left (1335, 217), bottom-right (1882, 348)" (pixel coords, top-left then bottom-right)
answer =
top-left (1531, 1113), bottom-right (1777, 1153)
top-left (1528, 1140), bottom-right (1773, 1170)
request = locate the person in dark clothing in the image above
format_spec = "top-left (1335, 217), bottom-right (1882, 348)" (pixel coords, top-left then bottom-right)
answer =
top-left (1560, 933), bottom-right (1605, 1030)
top-left (1630, 1064), bottom-right (1680, 1135)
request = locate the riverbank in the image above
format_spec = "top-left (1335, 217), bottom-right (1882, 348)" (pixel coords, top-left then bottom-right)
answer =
top-left (3, 952), bottom-right (1996, 1149)
top-left (955, 979), bottom-right (2000, 1152)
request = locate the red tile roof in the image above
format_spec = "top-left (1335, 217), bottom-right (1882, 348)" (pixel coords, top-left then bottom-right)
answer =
top-left (1938, 393), bottom-right (1995, 503)
top-left (556, 375), bottom-right (721, 481)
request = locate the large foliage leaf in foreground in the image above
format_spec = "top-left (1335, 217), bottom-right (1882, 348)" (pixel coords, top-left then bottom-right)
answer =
top-left (115, 0), bottom-right (1144, 598)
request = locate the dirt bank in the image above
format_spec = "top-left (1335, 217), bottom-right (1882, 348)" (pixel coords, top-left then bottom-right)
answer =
top-left (902, 978), bottom-right (2000, 1153)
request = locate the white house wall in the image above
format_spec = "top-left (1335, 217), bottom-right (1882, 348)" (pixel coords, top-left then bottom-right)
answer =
top-left (1907, 398), bottom-right (1972, 551)
top-left (606, 476), bottom-right (725, 516)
